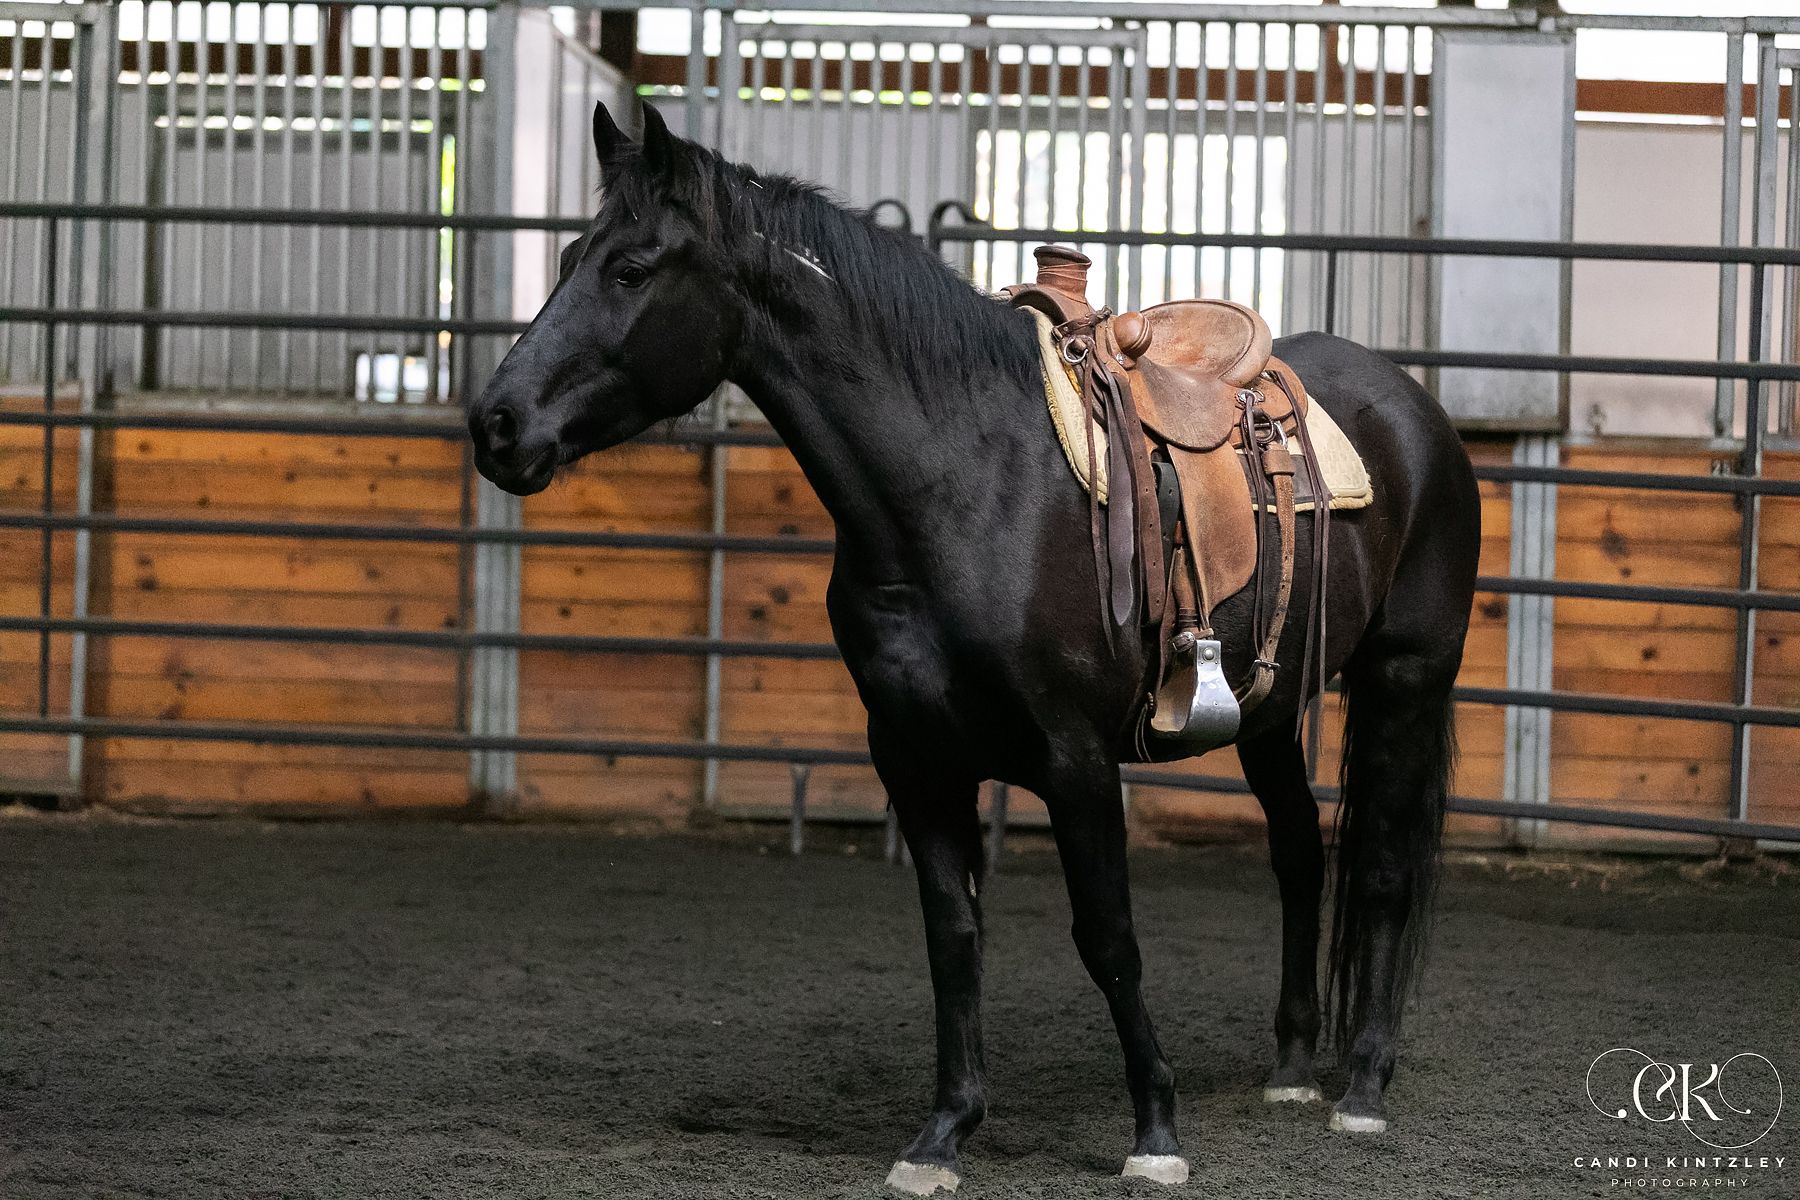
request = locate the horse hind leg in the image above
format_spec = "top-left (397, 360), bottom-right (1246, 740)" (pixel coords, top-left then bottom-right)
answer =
top-left (1235, 727), bottom-right (1325, 1105)
top-left (1324, 631), bottom-right (1460, 1135)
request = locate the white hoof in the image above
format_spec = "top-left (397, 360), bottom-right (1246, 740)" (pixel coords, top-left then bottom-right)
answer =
top-left (885, 1160), bottom-right (959, 1196)
top-left (1122, 1154), bottom-right (1190, 1185)
top-left (1262, 1085), bottom-right (1323, 1104)
top-left (1328, 1109), bottom-right (1388, 1134)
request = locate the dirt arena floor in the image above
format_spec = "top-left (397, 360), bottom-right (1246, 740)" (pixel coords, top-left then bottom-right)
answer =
top-left (1, 814), bottom-right (1796, 1199)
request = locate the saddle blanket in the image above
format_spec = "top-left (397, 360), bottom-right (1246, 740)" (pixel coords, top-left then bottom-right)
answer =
top-left (1029, 309), bottom-right (1373, 513)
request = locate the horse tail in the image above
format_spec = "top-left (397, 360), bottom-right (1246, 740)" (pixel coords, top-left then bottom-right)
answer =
top-left (1323, 643), bottom-right (1456, 1051)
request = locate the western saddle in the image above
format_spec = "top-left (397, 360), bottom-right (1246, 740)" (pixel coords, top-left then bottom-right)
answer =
top-left (1005, 246), bottom-right (1330, 758)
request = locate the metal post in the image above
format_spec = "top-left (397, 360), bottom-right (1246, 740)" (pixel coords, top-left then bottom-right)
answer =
top-left (68, 6), bottom-right (117, 798)
top-left (1503, 433), bottom-right (1558, 846)
top-left (684, 2), bottom-right (706, 143)
top-left (1323, 248), bottom-right (1337, 336)
top-left (1125, 24), bottom-right (1149, 310)
top-left (985, 780), bottom-right (1008, 879)
top-left (789, 762), bottom-right (810, 856)
top-left (38, 217), bottom-right (57, 720)
top-left (700, 387), bottom-right (730, 810)
top-left (1727, 262), bottom-right (1766, 825)
top-left (1716, 30), bottom-right (1745, 437)
top-left (468, 0), bottom-right (521, 810)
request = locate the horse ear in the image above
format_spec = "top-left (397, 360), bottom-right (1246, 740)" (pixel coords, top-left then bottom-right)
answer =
top-left (639, 101), bottom-right (676, 177)
top-left (592, 101), bottom-right (633, 167)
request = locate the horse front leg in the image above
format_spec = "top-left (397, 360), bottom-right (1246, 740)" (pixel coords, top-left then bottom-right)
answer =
top-left (872, 723), bottom-right (988, 1196)
top-left (1040, 745), bottom-right (1186, 1184)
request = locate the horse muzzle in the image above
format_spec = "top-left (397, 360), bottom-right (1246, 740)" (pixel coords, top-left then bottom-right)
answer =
top-left (468, 398), bottom-right (558, 496)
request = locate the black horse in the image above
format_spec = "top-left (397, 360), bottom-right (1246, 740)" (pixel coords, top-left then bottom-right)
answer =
top-left (470, 102), bottom-right (1480, 1192)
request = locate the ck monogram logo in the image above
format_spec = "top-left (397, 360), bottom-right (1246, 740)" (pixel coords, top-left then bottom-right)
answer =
top-left (1587, 1048), bottom-right (1784, 1151)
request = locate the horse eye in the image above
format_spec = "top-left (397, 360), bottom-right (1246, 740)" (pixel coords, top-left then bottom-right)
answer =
top-left (615, 264), bottom-right (649, 288)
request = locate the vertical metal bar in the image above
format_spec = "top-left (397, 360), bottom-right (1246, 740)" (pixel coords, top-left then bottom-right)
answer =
top-left (1251, 23), bottom-right (1268, 310)
top-left (37, 217), bottom-right (58, 717)
top-left (426, 6), bottom-right (443, 402)
top-left (1222, 22), bottom-right (1238, 302)
top-left (365, 3), bottom-right (384, 395)
top-left (1323, 248), bottom-right (1337, 337)
top-left (985, 780), bottom-right (1008, 880)
top-left (1281, 23), bottom-right (1298, 333)
top-left (1311, 22), bottom-right (1328, 327)
top-left (1159, 29), bottom-right (1174, 301)
top-left (67, 7), bottom-right (114, 796)
top-left (18, 23), bottom-right (48, 377)
top-left (683, 1), bottom-right (704, 141)
top-left (395, 4), bottom-right (415, 399)
top-left (1340, 25), bottom-right (1357, 340)
top-left (218, 0), bottom-right (238, 389)
top-left (1753, 38), bottom-right (1780, 361)
top-left (1717, 31), bottom-right (1746, 437)
top-left (1193, 20), bottom-right (1207, 295)
top-left (339, 4), bottom-right (356, 395)
top-left (747, 30), bottom-right (763, 167)
top-left (248, 1), bottom-right (267, 390)
top-left (839, 34), bottom-right (855, 200)
top-left (809, 33), bottom-right (824, 179)
top-left (1400, 25), bottom-right (1417, 348)
top-left (1728, 262), bottom-right (1766, 824)
top-left (1369, 23), bottom-right (1387, 343)
top-left (699, 390), bottom-right (729, 811)
top-left (1104, 50), bottom-right (1125, 310)
top-left (788, 763), bottom-right (810, 857)
top-left (1015, 39), bottom-right (1032, 280)
top-left (780, 33), bottom-right (798, 175)
top-left (986, 37), bottom-right (1001, 286)
top-left (0, 24), bottom-right (24, 377)
top-left (305, 1), bottom-right (326, 395)
top-left (278, 0), bottom-right (298, 393)
top-left (32, 22), bottom-right (53, 374)
top-left (1783, 60), bottom-right (1799, 434)
top-left (924, 45), bottom-right (942, 220)
top-left (1125, 28), bottom-right (1149, 310)
top-left (190, 0), bottom-right (210, 387)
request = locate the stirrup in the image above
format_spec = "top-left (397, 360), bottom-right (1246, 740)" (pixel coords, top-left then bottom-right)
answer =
top-left (1147, 630), bottom-right (1241, 753)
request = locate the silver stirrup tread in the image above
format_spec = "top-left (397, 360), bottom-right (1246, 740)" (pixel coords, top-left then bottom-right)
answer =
top-left (1148, 634), bottom-right (1241, 754)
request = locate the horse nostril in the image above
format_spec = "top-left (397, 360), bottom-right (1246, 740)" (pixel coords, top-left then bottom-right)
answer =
top-left (484, 405), bottom-right (519, 455)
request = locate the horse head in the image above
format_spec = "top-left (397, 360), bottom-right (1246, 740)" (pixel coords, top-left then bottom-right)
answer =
top-left (469, 102), bottom-right (743, 496)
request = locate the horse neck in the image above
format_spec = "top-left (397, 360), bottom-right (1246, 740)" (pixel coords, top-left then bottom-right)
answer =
top-left (732, 291), bottom-right (1043, 579)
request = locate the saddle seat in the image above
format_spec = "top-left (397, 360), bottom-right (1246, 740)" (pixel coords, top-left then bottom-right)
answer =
top-left (1006, 246), bottom-right (1333, 759)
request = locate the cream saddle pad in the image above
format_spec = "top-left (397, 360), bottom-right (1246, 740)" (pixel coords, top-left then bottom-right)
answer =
top-left (1030, 308), bottom-right (1372, 512)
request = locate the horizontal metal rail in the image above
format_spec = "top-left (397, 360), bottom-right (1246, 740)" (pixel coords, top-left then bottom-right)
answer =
top-left (18, 203), bottom-right (1800, 266)
top-left (0, 615), bottom-right (844, 658)
top-left (0, 712), bottom-right (1793, 844)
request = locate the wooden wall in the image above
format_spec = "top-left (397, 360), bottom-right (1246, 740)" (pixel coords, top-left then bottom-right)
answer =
top-left (1, 402), bottom-right (1794, 846)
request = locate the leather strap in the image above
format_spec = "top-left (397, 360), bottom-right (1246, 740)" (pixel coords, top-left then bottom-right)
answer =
top-left (1269, 368), bottom-right (1330, 736)
top-left (1238, 395), bottom-right (1296, 712)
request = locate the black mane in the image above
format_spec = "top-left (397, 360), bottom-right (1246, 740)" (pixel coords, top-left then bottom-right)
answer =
top-left (600, 134), bottom-right (1041, 398)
